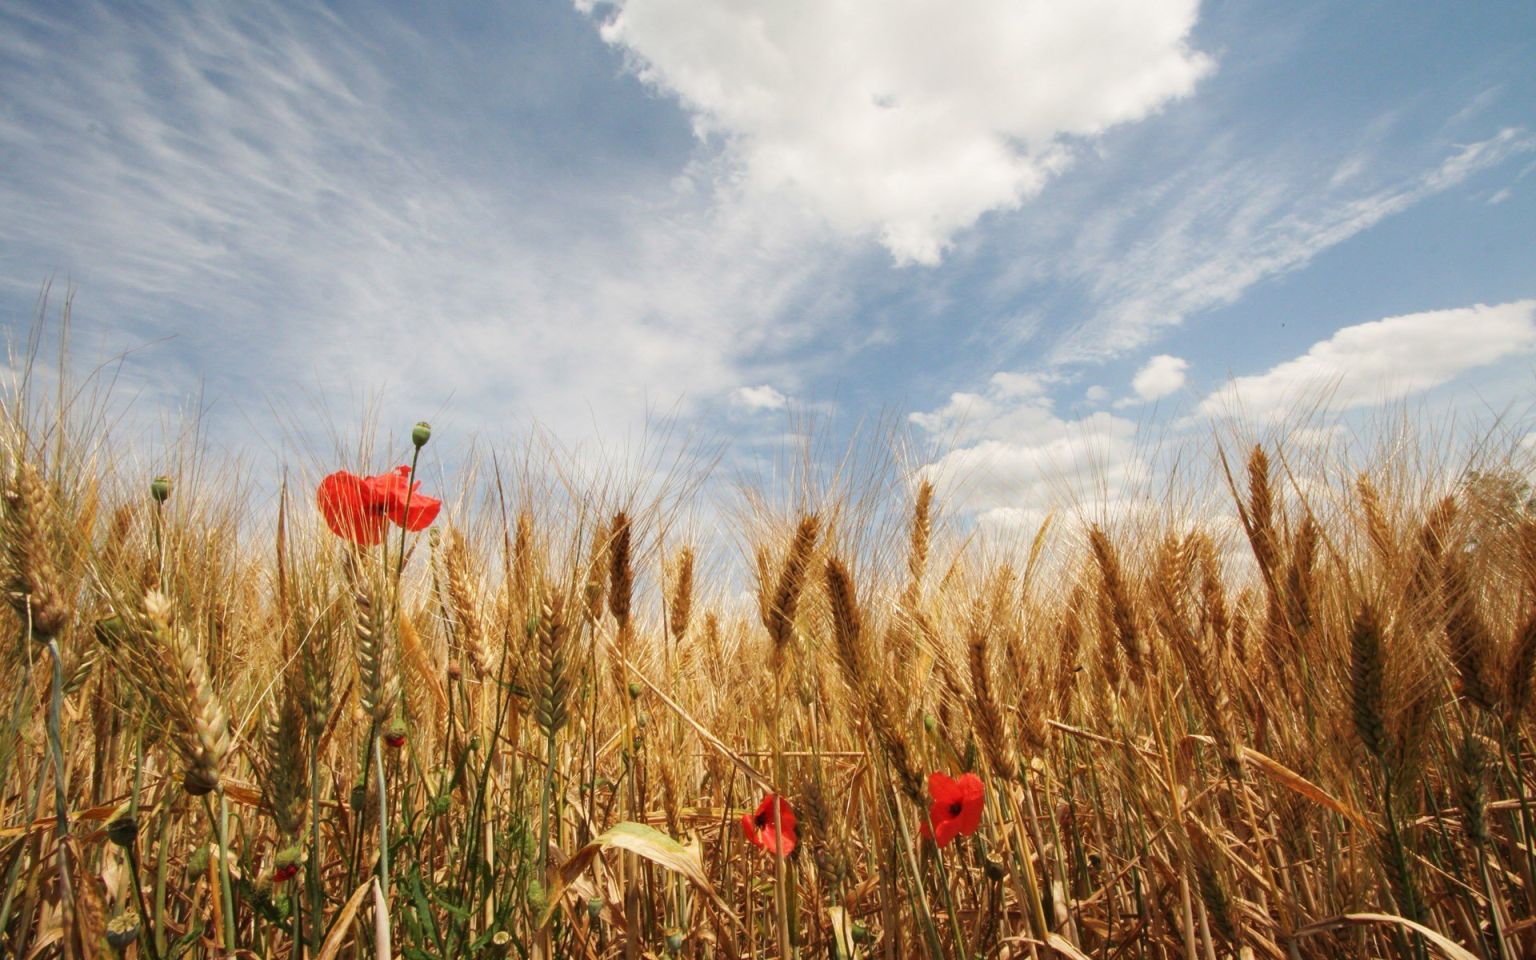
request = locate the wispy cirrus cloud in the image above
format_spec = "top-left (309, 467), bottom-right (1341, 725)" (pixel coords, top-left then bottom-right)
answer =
top-left (1049, 126), bottom-right (1536, 362)
top-left (0, 0), bottom-right (851, 450)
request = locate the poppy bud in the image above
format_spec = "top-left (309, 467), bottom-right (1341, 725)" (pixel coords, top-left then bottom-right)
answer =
top-left (106, 912), bottom-right (141, 950)
top-left (106, 803), bottom-right (138, 849)
top-left (666, 930), bottom-right (685, 953)
top-left (350, 783), bottom-right (368, 813)
top-left (272, 845), bottom-right (303, 883)
top-left (384, 717), bottom-right (408, 748)
top-left (923, 713), bottom-right (937, 734)
top-left (852, 921), bottom-right (872, 943)
top-left (412, 421), bottom-right (432, 449)
top-left (587, 896), bottom-right (604, 921)
top-left (526, 878), bottom-right (547, 915)
top-left (94, 616), bottom-right (128, 650)
top-left (150, 475), bottom-right (172, 503)
top-left (185, 846), bottom-right (210, 880)
top-left (627, 682), bottom-right (641, 701)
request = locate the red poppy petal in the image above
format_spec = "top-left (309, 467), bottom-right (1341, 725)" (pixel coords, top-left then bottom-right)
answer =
top-left (378, 466), bottom-right (440, 532)
top-left (956, 775), bottom-right (985, 838)
top-left (318, 472), bottom-right (388, 545)
top-left (932, 814), bottom-right (962, 848)
top-left (928, 770), bottom-right (960, 805)
top-left (396, 491), bottom-right (441, 531)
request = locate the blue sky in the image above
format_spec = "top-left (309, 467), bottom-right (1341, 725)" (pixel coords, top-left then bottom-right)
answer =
top-left (1, 0), bottom-right (1533, 529)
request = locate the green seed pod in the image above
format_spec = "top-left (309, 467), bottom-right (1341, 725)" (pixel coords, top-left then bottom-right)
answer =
top-left (983, 853), bottom-right (1006, 881)
top-left (587, 896), bottom-right (604, 922)
top-left (106, 912), bottom-right (140, 950)
top-left (150, 475), bottom-right (172, 503)
top-left (412, 421), bottom-right (432, 449)
top-left (666, 930), bottom-right (685, 953)
top-left (350, 783), bottom-right (368, 813)
top-left (627, 681), bottom-right (642, 700)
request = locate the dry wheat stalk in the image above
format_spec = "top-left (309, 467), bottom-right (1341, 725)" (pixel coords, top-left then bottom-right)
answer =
top-left (826, 555), bottom-right (923, 805)
top-left (966, 593), bottom-right (1017, 780)
top-left (669, 546), bottom-right (694, 643)
top-left (2, 461), bottom-right (68, 640)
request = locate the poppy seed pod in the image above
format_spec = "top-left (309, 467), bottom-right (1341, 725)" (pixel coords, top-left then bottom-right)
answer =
top-left (182, 767), bottom-right (219, 797)
top-left (106, 912), bottom-right (141, 950)
top-left (106, 803), bottom-right (138, 848)
top-left (150, 475), bottom-right (172, 503)
top-left (412, 421), bottom-right (432, 449)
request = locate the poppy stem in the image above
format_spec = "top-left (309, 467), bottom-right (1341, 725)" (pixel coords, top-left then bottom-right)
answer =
top-left (374, 731), bottom-right (391, 901)
top-left (393, 446), bottom-right (423, 609)
top-left (922, 808), bottom-right (971, 960)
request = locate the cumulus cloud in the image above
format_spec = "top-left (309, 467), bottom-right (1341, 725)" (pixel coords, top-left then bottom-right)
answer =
top-left (731, 384), bottom-right (788, 411)
top-left (1199, 300), bottom-right (1536, 422)
top-left (911, 373), bottom-right (1146, 530)
top-left (583, 0), bottom-right (1211, 264)
top-left (1126, 354), bottom-right (1188, 403)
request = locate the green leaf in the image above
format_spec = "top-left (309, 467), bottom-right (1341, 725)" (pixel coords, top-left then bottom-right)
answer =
top-left (537, 822), bottom-right (737, 930)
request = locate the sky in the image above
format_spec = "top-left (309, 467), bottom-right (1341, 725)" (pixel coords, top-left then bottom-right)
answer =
top-left (1, 0), bottom-right (1533, 533)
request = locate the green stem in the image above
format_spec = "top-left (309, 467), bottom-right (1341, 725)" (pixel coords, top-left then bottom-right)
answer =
top-left (393, 446), bottom-right (423, 608)
top-left (375, 732), bottom-right (391, 899)
top-left (44, 640), bottom-right (72, 912)
top-left (308, 746), bottom-right (323, 956)
top-left (203, 792), bottom-right (237, 952)
top-left (126, 843), bottom-right (162, 960)
top-left (153, 799), bottom-right (171, 955)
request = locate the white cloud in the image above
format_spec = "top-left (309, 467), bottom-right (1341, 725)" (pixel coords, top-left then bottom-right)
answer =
top-left (1199, 300), bottom-right (1536, 423)
top-left (731, 384), bottom-right (788, 411)
top-left (1126, 353), bottom-right (1187, 403)
top-left (584, 0), bottom-right (1211, 265)
top-left (911, 376), bottom-right (1146, 527)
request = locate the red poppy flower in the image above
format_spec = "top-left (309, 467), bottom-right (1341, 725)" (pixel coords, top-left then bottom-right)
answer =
top-left (273, 862), bottom-right (300, 883)
top-left (921, 771), bottom-right (984, 848)
top-left (318, 466), bottom-right (441, 545)
top-left (741, 793), bottom-right (797, 856)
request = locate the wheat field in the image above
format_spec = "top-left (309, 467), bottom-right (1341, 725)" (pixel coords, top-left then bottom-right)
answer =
top-left (4, 354), bottom-right (1536, 959)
